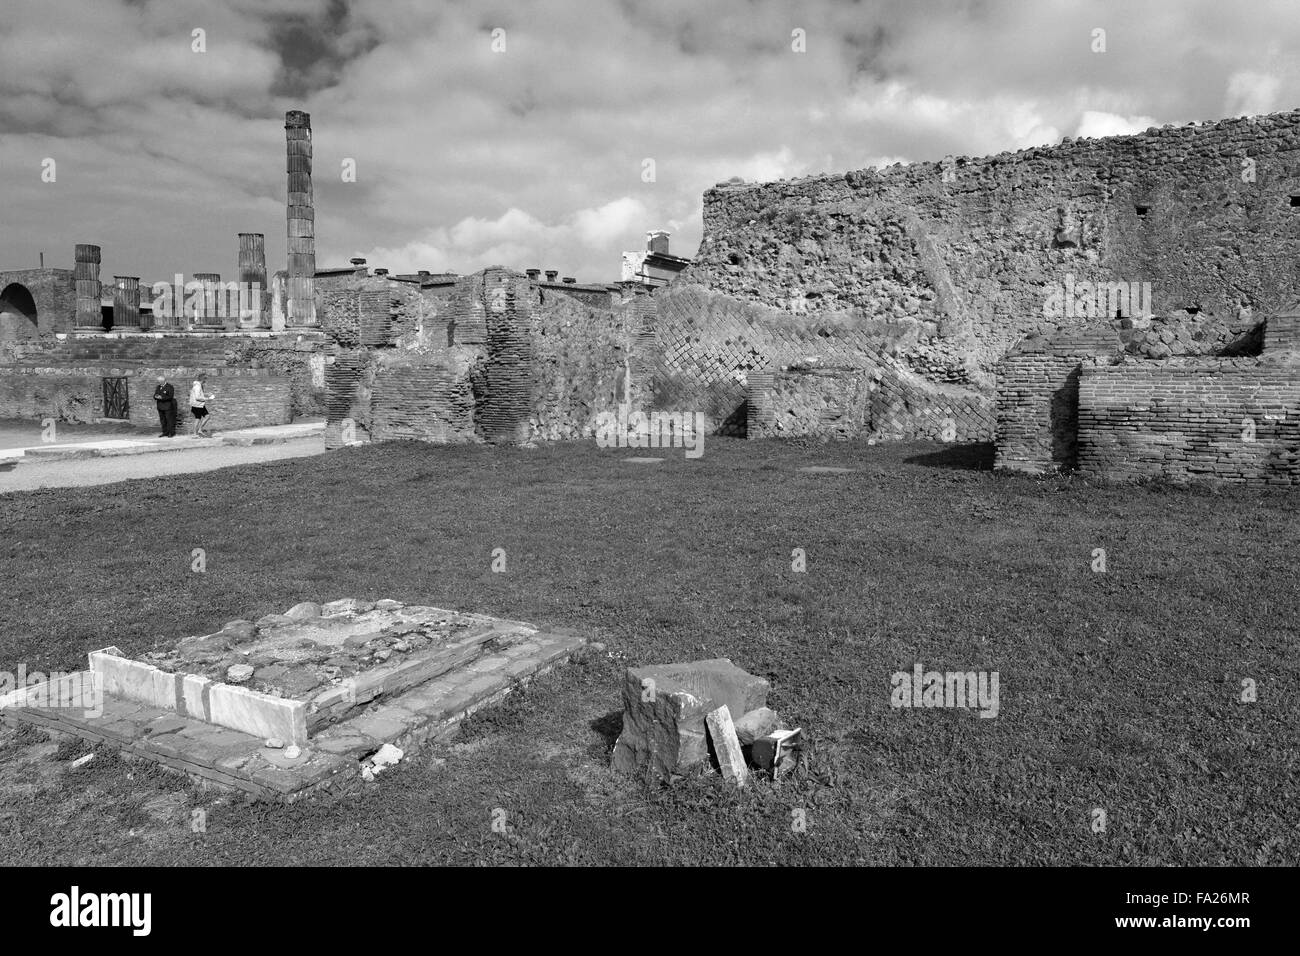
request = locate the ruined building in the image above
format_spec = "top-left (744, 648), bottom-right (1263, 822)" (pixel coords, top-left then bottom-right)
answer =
top-left (5, 107), bottom-right (1300, 484)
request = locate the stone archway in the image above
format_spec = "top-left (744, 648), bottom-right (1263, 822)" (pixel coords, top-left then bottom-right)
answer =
top-left (0, 282), bottom-right (38, 343)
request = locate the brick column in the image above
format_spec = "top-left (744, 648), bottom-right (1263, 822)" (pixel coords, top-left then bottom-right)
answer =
top-left (238, 232), bottom-right (268, 329)
top-left (74, 244), bottom-right (102, 331)
top-left (285, 110), bottom-right (317, 327)
top-left (111, 276), bottom-right (140, 330)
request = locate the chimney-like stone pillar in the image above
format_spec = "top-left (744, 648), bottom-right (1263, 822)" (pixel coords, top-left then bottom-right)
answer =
top-left (525, 269), bottom-right (540, 280)
top-left (74, 244), bottom-right (102, 331)
top-left (544, 270), bottom-right (559, 283)
top-left (193, 273), bottom-right (224, 328)
top-left (647, 230), bottom-right (670, 255)
top-left (238, 233), bottom-right (268, 329)
top-left (112, 276), bottom-right (141, 330)
top-left (285, 110), bottom-right (317, 327)
top-left (350, 257), bottom-right (368, 276)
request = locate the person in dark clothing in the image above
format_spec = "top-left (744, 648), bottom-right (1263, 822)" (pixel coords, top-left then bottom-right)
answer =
top-left (153, 375), bottom-right (177, 437)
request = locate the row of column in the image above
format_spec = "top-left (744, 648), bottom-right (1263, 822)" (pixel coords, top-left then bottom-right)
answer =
top-left (73, 235), bottom-right (285, 332)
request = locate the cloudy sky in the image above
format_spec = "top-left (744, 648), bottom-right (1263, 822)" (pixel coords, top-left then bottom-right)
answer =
top-left (1, 0), bottom-right (1296, 284)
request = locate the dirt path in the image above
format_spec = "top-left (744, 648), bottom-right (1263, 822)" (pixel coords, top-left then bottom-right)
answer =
top-left (0, 436), bottom-right (325, 493)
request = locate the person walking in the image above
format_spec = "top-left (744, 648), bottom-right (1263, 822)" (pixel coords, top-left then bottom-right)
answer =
top-left (189, 373), bottom-right (216, 437)
top-left (152, 374), bottom-right (177, 437)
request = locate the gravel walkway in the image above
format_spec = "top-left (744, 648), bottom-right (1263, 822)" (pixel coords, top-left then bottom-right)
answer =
top-left (0, 436), bottom-right (325, 493)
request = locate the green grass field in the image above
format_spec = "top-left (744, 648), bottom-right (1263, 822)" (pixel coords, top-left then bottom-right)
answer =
top-left (0, 437), bottom-right (1295, 865)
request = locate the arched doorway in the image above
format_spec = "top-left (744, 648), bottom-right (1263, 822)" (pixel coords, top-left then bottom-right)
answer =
top-left (0, 282), bottom-right (38, 342)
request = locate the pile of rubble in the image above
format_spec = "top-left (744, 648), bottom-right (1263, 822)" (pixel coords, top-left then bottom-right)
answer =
top-left (142, 599), bottom-right (491, 703)
top-left (610, 658), bottom-right (801, 787)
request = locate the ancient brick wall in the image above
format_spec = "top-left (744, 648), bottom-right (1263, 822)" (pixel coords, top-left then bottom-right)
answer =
top-left (0, 268), bottom-right (77, 338)
top-left (994, 324), bottom-right (1129, 473)
top-left (1077, 357), bottom-right (1300, 484)
top-left (477, 269), bottom-right (533, 444)
top-left (1264, 310), bottom-right (1300, 353)
top-left (527, 286), bottom-right (631, 441)
top-left (0, 366), bottom-right (290, 429)
top-left (370, 352), bottom-right (478, 444)
top-left (686, 110), bottom-right (1300, 383)
top-left (323, 349), bottom-right (376, 448)
top-left (0, 332), bottom-right (331, 421)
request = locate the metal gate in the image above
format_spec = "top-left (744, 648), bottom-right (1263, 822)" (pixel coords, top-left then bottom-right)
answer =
top-left (102, 376), bottom-right (129, 419)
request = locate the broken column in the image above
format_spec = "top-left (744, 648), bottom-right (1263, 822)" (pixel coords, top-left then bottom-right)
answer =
top-left (192, 273), bottom-right (224, 329)
top-left (238, 232), bottom-right (268, 329)
top-left (611, 658), bottom-right (769, 781)
top-left (111, 276), bottom-right (140, 330)
top-left (285, 109), bottom-right (317, 327)
top-left (73, 243), bottom-right (102, 331)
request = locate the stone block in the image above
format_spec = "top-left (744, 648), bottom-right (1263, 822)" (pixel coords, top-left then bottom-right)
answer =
top-left (285, 601), bottom-right (322, 621)
top-left (611, 659), bottom-right (769, 781)
top-left (705, 705), bottom-right (748, 788)
top-left (179, 674), bottom-right (212, 721)
top-left (89, 648), bottom-right (177, 710)
top-left (207, 682), bottom-right (308, 747)
top-left (734, 707), bottom-right (781, 745)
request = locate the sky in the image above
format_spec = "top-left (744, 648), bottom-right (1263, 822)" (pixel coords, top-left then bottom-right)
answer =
top-left (1, 0), bottom-right (1297, 285)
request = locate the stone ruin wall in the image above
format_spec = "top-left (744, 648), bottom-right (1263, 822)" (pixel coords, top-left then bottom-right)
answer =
top-left (680, 109), bottom-right (1300, 446)
top-left (0, 365), bottom-right (290, 429)
top-left (0, 335), bottom-right (319, 429)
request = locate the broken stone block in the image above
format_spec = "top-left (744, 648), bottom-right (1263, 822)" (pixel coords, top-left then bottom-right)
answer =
top-left (611, 659), bottom-right (769, 781)
top-left (734, 707), bottom-right (781, 746)
top-left (226, 663), bottom-right (254, 684)
top-left (706, 706), bottom-right (748, 788)
top-left (285, 602), bottom-right (322, 621)
top-left (176, 631), bottom-right (236, 663)
top-left (374, 599), bottom-right (404, 611)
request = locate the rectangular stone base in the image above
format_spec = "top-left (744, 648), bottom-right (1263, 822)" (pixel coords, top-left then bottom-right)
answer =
top-left (0, 608), bottom-right (585, 801)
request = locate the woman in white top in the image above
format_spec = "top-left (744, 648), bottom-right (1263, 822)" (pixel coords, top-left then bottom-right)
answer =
top-left (189, 373), bottom-right (216, 437)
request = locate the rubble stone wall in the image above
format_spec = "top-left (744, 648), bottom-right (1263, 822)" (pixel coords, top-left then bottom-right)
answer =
top-left (686, 110), bottom-right (1300, 382)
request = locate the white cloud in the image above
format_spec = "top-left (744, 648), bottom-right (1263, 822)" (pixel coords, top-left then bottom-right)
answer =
top-left (1225, 71), bottom-right (1280, 117)
top-left (1073, 110), bottom-right (1158, 139)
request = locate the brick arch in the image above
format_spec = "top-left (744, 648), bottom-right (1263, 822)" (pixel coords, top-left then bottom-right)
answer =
top-left (0, 282), bottom-right (38, 342)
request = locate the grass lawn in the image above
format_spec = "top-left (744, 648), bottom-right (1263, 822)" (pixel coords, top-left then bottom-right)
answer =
top-left (0, 436), bottom-right (1295, 865)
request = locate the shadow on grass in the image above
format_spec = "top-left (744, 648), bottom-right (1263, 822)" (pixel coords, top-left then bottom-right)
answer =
top-left (904, 442), bottom-right (995, 471)
top-left (590, 710), bottom-right (622, 751)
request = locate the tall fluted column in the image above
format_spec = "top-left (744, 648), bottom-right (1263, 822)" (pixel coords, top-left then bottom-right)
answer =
top-left (74, 244), bottom-right (102, 331)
